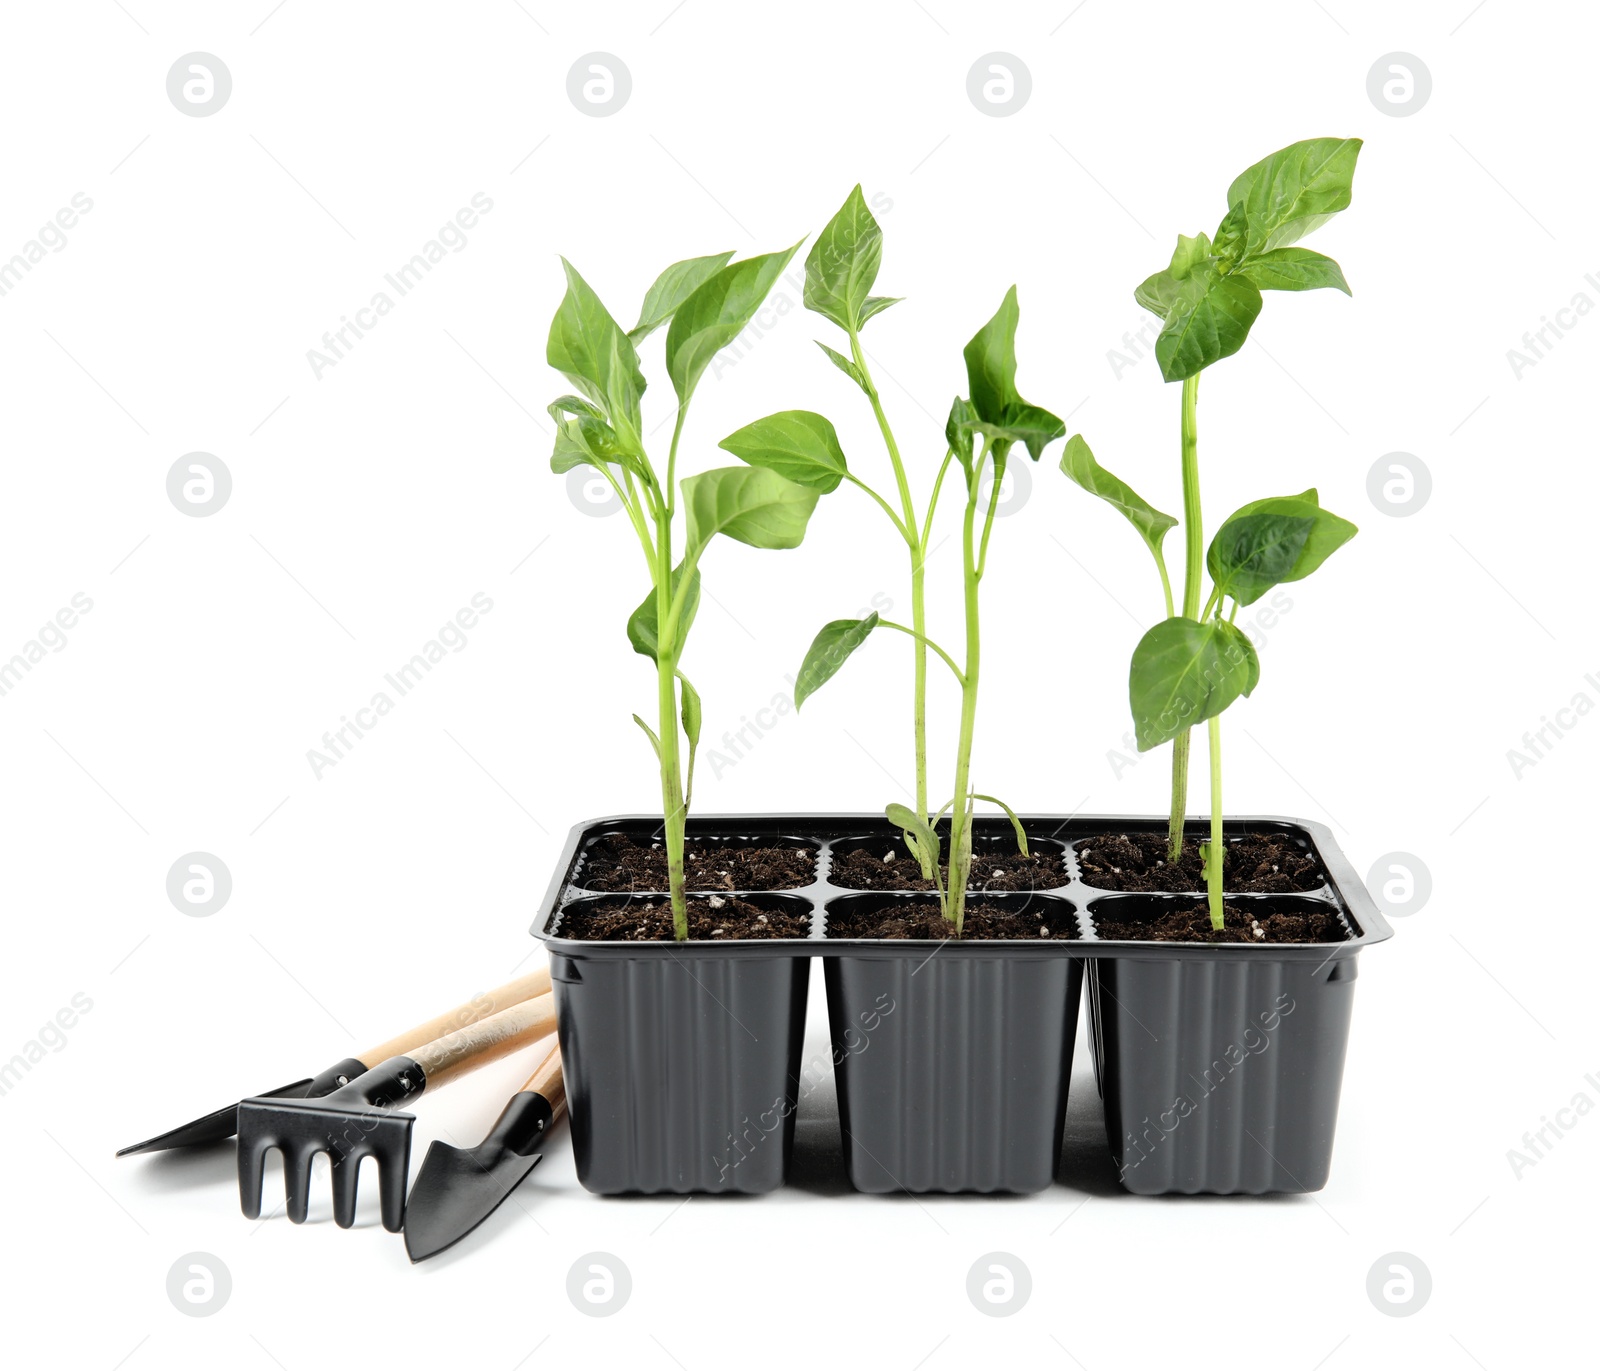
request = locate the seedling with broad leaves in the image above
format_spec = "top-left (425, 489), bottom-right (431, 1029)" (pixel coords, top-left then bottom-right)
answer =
top-left (547, 245), bottom-right (823, 940)
top-left (720, 187), bottom-right (1063, 933)
top-left (1061, 137), bottom-right (1361, 929)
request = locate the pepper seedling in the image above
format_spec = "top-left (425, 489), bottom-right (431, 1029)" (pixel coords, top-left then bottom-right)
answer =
top-left (547, 246), bottom-right (823, 939)
top-left (1061, 136), bottom-right (1362, 929)
top-left (719, 187), bottom-right (942, 875)
top-left (721, 188), bottom-right (1062, 932)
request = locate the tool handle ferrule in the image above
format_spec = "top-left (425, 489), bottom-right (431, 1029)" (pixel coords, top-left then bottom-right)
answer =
top-left (303, 1057), bottom-right (368, 1099)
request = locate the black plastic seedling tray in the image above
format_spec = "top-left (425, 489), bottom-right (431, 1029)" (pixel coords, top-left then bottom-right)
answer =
top-left (532, 813), bottom-right (1391, 1195)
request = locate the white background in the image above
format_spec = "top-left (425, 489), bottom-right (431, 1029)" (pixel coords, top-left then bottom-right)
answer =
top-left (1, 2), bottom-right (1594, 1367)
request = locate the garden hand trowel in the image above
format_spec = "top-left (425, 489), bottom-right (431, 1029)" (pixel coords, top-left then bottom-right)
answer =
top-left (237, 993), bottom-right (556, 1231)
top-left (404, 1043), bottom-right (565, 1262)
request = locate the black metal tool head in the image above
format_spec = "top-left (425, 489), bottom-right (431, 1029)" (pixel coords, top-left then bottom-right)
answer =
top-left (403, 1091), bottom-right (554, 1262)
top-left (117, 1058), bottom-right (366, 1158)
top-left (238, 1057), bottom-right (423, 1231)
top-left (118, 1080), bottom-right (311, 1157)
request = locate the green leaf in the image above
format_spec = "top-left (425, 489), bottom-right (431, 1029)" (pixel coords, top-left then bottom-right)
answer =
top-left (550, 424), bottom-right (590, 475)
top-left (963, 285), bottom-right (1021, 425)
top-left (986, 403), bottom-right (1065, 463)
top-left (677, 670), bottom-right (702, 809)
top-left (1135, 267), bottom-right (1186, 320)
top-left (946, 395), bottom-right (979, 469)
top-left (858, 295), bottom-right (902, 325)
top-left (885, 802), bottom-right (921, 831)
top-left (717, 410), bottom-right (849, 493)
top-left (551, 416), bottom-right (620, 475)
top-left (547, 394), bottom-right (634, 476)
top-left (1235, 247), bottom-right (1351, 295)
top-left (678, 672), bottom-right (701, 749)
top-left (794, 613), bottom-right (879, 710)
top-left (548, 394), bottom-right (606, 423)
top-left (816, 340), bottom-right (867, 391)
top-left (885, 802), bottom-right (940, 875)
top-left (1224, 137), bottom-right (1362, 258)
top-left (667, 243), bottom-right (803, 405)
top-left (804, 185), bottom-right (884, 333)
top-left (546, 258), bottom-right (646, 440)
top-left (1059, 433), bottom-right (1177, 559)
top-left (1221, 490), bottom-right (1357, 585)
top-left (1153, 266), bottom-right (1263, 382)
top-left (1206, 511), bottom-right (1315, 606)
top-left (629, 251), bottom-right (735, 343)
top-left (627, 563), bottom-right (700, 660)
top-left (1168, 231), bottom-right (1213, 279)
top-left (682, 465), bottom-right (820, 560)
top-left (958, 287), bottom-right (1063, 460)
top-left (1210, 202), bottom-right (1249, 264)
top-left (632, 713), bottom-right (662, 759)
top-left (970, 793), bottom-right (1029, 856)
top-left (1129, 617), bottom-right (1260, 751)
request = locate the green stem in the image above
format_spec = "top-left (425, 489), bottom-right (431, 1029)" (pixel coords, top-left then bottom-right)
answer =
top-left (877, 620), bottom-right (965, 685)
top-left (1154, 548), bottom-right (1175, 619)
top-left (1206, 712), bottom-right (1224, 931)
top-left (593, 460), bottom-right (656, 571)
top-left (849, 328), bottom-right (932, 858)
top-left (844, 473), bottom-right (910, 541)
top-left (1169, 371), bottom-right (1202, 862)
top-left (921, 450), bottom-right (955, 549)
top-left (947, 443), bottom-right (996, 935)
top-left (664, 406), bottom-right (686, 519)
top-left (975, 455), bottom-right (1004, 579)
top-left (1169, 731), bottom-right (1191, 862)
top-left (653, 512), bottom-right (688, 940)
top-left (910, 553), bottom-right (930, 868)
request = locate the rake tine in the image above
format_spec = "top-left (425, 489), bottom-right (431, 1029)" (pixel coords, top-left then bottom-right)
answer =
top-left (238, 1138), bottom-right (270, 1220)
top-left (379, 1153), bottom-right (410, 1234)
top-left (285, 1145), bottom-right (319, 1225)
top-left (330, 1153), bottom-right (363, 1230)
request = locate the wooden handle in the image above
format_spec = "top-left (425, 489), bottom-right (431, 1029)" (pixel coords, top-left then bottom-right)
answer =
top-left (519, 1044), bottom-right (565, 1124)
top-left (408, 993), bottom-right (556, 1090)
top-left (358, 966), bottom-right (550, 1067)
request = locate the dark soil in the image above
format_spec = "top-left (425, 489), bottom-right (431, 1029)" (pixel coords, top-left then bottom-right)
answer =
top-left (557, 895), bottom-right (811, 942)
top-left (830, 843), bottom-right (1068, 892)
top-left (1091, 900), bottom-right (1347, 944)
top-left (824, 899), bottom-right (1079, 941)
top-left (576, 833), bottom-right (816, 892)
top-left (1075, 831), bottom-right (1324, 893)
